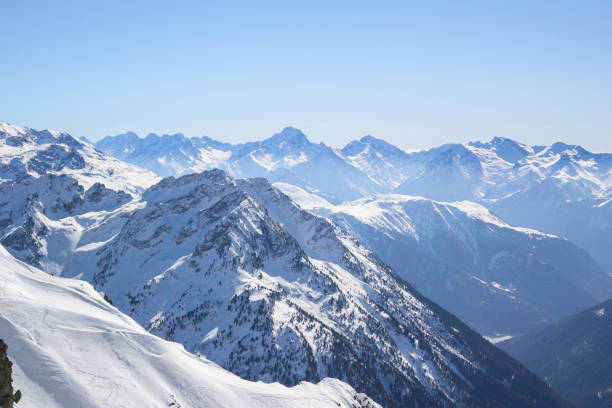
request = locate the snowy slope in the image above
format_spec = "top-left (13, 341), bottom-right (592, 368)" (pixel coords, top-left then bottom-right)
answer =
top-left (66, 170), bottom-right (569, 408)
top-left (94, 126), bottom-right (612, 207)
top-left (95, 131), bottom-right (232, 177)
top-left (277, 184), bottom-right (612, 336)
top-left (0, 121), bottom-right (159, 195)
top-left (0, 245), bottom-right (379, 408)
top-left (394, 137), bottom-right (612, 203)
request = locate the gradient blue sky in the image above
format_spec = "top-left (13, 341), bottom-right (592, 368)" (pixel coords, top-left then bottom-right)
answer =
top-left (1, 1), bottom-right (611, 150)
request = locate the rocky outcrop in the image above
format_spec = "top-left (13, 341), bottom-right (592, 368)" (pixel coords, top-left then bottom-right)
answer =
top-left (0, 340), bottom-right (21, 408)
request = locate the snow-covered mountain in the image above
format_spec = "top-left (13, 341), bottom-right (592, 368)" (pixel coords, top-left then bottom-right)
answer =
top-left (0, 174), bottom-right (133, 273)
top-left (277, 184), bottom-right (612, 336)
top-left (0, 121), bottom-right (158, 195)
top-left (0, 121), bottom-right (160, 276)
top-left (96, 127), bottom-right (380, 202)
top-left (394, 138), bottom-right (612, 274)
top-left (57, 169), bottom-right (569, 408)
top-left (0, 121), bottom-right (590, 406)
top-left (0, 245), bottom-right (378, 408)
top-left (96, 128), bottom-right (612, 273)
top-left (339, 135), bottom-right (422, 191)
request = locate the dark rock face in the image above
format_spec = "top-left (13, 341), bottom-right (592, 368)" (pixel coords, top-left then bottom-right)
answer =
top-left (0, 215), bottom-right (48, 268)
top-left (28, 145), bottom-right (86, 174)
top-left (0, 340), bottom-right (21, 408)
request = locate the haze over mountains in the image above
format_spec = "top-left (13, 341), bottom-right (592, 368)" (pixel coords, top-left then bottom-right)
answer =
top-left (96, 127), bottom-right (612, 276)
top-left (1, 120), bottom-right (609, 407)
top-left (277, 185), bottom-right (612, 336)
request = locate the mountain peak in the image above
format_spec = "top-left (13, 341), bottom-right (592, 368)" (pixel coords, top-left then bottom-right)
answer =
top-left (342, 135), bottom-right (409, 159)
top-left (549, 141), bottom-right (588, 154)
top-left (469, 136), bottom-right (523, 149)
top-left (359, 135), bottom-right (381, 143)
top-left (0, 121), bottom-right (27, 137)
top-left (265, 127), bottom-right (310, 147)
top-left (469, 137), bottom-right (531, 163)
top-left (490, 135), bottom-right (520, 145)
top-left (121, 131), bottom-right (139, 138)
top-left (143, 169), bottom-right (234, 201)
top-left (108, 131), bottom-right (140, 142)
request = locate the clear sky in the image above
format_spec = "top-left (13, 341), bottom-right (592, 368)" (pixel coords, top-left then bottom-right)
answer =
top-left (1, 1), bottom-right (611, 151)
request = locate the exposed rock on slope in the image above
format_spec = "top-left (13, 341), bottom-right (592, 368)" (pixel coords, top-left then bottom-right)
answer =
top-left (0, 340), bottom-right (20, 408)
top-left (0, 174), bottom-right (134, 274)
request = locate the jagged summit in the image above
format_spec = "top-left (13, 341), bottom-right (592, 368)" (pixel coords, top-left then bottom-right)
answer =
top-left (143, 168), bottom-right (234, 200)
top-left (0, 121), bottom-right (77, 146)
top-left (263, 126), bottom-right (311, 147)
top-left (342, 134), bottom-right (409, 154)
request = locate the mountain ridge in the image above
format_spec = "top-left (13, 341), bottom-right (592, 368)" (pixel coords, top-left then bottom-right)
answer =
top-left (277, 183), bottom-right (612, 336)
top-left (93, 126), bottom-right (612, 274)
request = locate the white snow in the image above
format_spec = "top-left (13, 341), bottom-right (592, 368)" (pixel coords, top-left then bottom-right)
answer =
top-left (277, 184), bottom-right (553, 239)
top-left (0, 121), bottom-right (159, 195)
top-left (484, 335), bottom-right (514, 344)
top-left (0, 245), bottom-right (378, 408)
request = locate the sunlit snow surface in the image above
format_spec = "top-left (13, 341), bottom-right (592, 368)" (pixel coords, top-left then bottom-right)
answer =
top-left (0, 245), bottom-right (378, 408)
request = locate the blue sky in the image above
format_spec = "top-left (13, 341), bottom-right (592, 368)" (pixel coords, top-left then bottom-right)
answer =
top-left (1, 1), bottom-right (611, 150)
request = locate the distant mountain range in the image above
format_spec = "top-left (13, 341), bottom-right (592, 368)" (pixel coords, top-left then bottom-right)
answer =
top-left (95, 128), bottom-right (612, 276)
top-left (0, 120), bottom-right (573, 407)
top-left (500, 297), bottom-right (612, 408)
